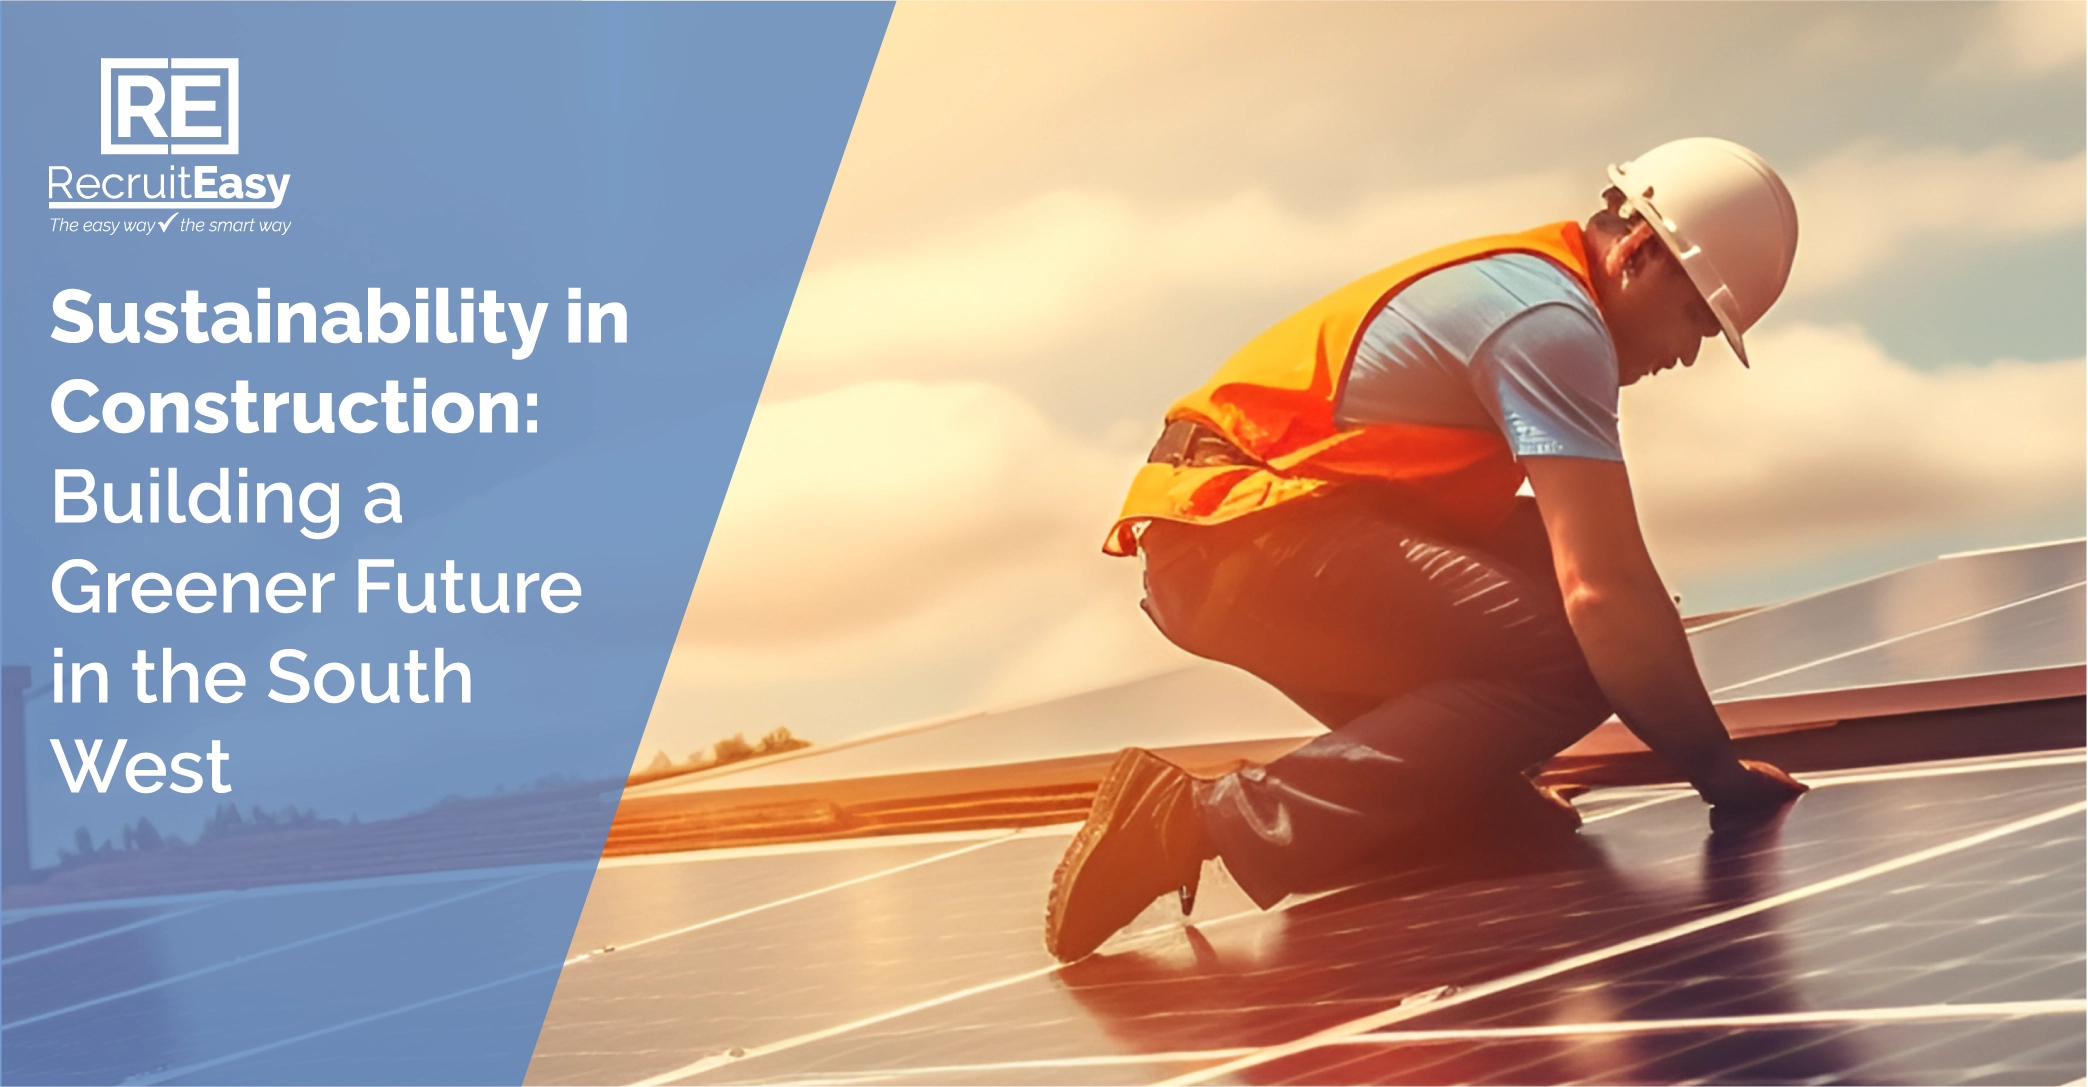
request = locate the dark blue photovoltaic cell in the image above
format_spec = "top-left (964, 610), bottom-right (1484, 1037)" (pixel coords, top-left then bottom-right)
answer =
top-left (517, 756), bottom-right (2085, 1086)
top-left (1714, 584), bottom-right (2083, 700)
top-left (3, 865), bottom-right (594, 1086)
top-left (1249, 1015), bottom-right (2086, 1087)
top-left (516, 546), bottom-right (2088, 1085)
top-left (1688, 541), bottom-right (2083, 693)
top-left (562, 840), bottom-right (968, 957)
top-left (1, 902), bottom-right (202, 959)
top-left (21, 554), bottom-right (2072, 1085)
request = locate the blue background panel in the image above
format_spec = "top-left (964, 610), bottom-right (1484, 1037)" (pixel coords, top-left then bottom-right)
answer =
top-left (2, 4), bottom-right (890, 1081)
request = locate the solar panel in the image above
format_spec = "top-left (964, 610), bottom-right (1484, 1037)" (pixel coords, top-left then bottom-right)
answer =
top-left (524, 752), bottom-right (2084, 1085)
top-left (1246, 1014), bottom-right (2085, 1087)
top-left (5, 546), bottom-right (2080, 1085)
top-left (627, 541), bottom-right (2087, 808)
top-left (626, 665), bottom-right (1320, 801)
top-left (522, 542), bottom-right (2086, 1085)
top-left (3, 864), bottom-right (595, 1085)
top-left (1714, 582), bottom-right (2083, 701)
top-left (1686, 539), bottom-right (2084, 693)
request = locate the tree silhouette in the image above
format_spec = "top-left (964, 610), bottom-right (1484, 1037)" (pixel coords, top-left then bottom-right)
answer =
top-left (712, 733), bottom-right (756, 765)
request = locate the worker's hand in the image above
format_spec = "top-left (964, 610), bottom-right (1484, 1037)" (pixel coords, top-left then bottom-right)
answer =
top-left (1696, 758), bottom-right (1808, 812)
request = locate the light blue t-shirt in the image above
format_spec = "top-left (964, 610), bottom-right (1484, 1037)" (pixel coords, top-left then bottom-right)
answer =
top-left (1333, 252), bottom-right (1622, 461)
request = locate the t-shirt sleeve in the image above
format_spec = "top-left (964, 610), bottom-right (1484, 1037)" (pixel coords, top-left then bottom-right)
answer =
top-left (1473, 301), bottom-right (1623, 461)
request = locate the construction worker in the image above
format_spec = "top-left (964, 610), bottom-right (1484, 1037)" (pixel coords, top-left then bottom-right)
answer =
top-left (1047, 138), bottom-right (1812, 963)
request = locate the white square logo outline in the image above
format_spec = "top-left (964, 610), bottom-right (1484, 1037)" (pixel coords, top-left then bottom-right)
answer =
top-left (101, 57), bottom-right (240, 155)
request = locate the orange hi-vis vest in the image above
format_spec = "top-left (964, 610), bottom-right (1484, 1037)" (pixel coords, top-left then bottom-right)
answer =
top-left (1103, 221), bottom-right (1598, 557)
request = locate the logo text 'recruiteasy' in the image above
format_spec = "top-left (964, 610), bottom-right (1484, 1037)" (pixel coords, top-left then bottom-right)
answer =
top-left (48, 57), bottom-right (290, 209)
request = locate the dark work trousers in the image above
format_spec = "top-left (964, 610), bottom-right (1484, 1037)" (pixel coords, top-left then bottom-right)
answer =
top-left (1137, 486), bottom-right (1614, 908)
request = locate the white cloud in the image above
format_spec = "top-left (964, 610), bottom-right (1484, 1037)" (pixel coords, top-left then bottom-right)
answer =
top-left (649, 324), bottom-right (2084, 761)
top-left (651, 158), bottom-right (2085, 753)
top-left (679, 381), bottom-right (1136, 644)
top-left (1786, 143), bottom-right (2085, 296)
top-left (641, 4), bottom-right (2085, 758)
top-left (770, 172), bottom-right (1584, 392)
top-left (1946, 1), bottom-right (2087, 80)
top-left (641, 380), bottom-right (1186, 760)
top-left (770, 141), bottom-right (2085, 404)
top-left (1623, 322), bottom-right (2085, 579)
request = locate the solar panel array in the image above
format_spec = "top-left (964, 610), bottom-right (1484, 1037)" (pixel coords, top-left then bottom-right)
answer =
top-left (520, 540), bottom-right (2084, 1085)
top-left (4, 541), bottom-right (2082, 1085)
top-left (634, 540), bottom-right (2086, 801)
top-left (527, 752), bottom-right (2083, 1085)
top-left (3, 862), bottom-right (595, 1084)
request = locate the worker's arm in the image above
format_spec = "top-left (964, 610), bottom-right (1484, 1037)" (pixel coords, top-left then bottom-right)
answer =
top-left (1522, 456), bottom-right (1806, 810)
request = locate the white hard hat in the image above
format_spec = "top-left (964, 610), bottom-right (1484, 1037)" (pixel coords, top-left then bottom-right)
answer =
top-left (1607, 137), bottom-right (1798, 367)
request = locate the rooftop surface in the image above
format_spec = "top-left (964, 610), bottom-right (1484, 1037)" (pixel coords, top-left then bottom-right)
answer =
top-left (603, 539), bottom-right (2084, 855)
top-left (520, 540), bottom-right (2084, 1085)
top-left (3, 542), bottom-right (2081, 1084)
top-left (526, 747), bottom-right (2084, 1085)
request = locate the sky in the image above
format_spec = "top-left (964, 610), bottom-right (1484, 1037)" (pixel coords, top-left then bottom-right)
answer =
top-left (637, 2), bottom-right (2086, 765)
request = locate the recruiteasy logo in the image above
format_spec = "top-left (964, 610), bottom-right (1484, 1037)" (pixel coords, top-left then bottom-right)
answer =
top-left (49, 57), bottom-right (290, 210)
top-left (102, 58), bottom-right (238, 154)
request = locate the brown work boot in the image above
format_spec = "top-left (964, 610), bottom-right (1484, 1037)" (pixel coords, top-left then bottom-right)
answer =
top-left (1044, 747), bottom-right (1213, 963)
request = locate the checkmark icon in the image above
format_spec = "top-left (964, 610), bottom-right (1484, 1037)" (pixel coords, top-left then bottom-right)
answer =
top-left (157, 213), bottom-right (179, 232)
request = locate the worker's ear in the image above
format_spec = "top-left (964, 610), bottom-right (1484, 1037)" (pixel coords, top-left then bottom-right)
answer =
top-left (1606, 221), bottom-right (1661, 283)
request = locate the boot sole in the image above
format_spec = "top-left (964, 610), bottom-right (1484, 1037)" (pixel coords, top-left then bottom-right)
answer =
top-left (1044, 747), bottom-right (1162, 962)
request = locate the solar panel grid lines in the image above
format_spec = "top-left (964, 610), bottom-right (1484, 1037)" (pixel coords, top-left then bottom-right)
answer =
top-left (554, 838), bottom-right (1335, 1087)
top-left (1683, 538), bottom-right (2082, 638)
top-left (1154, 797), bottom-right (2087, 1087)
top-left (1357, 823), bottom-right (2085, 1034)
top-left (1248, 1017), bottom-right (2088, 1086)
top-left (609, 759), bottom-right (2079, 1084)
top-left (1684, 540), bottom-right (2083, 694)
top-left (5, 547), bottom-right (2081, 1085)
top-left (1789, 748), bottom-right (2085, 786)
top-left (602, 842), bottom-right (1654, 1085)
top-left (4, 873), bottom-right (534, 1026)
top-left (1719, 590), bottom-right (2085, 710)
top-left (1, 895), bottom-right (237, 966)
top-left (0, 763), bottom-right (2062, 1084)
top-left (524, 834), bottom-right (1078, 1086)
top-left (2, 749), bottom-right (2076, 1085)
top-left (715, 1002), bottom-right (2087, 1087)
top-left (624, 963), bottom-right (1068, 1087)
top-left (1708, 579), bottom-right (2087, 698)
top-left (2, 865), bottom-right (600, 1085)
top-left (2, 871), bottom-right (549, 1033)
top-left (561, 833), bottom-right (1026, 967)
top-left (125, 960), bottom-right (566, 1087)
top-left (595, 542), bottom-right (2085, 858)
top-left (0, 855), bottom-right (599, 925)
top-left (558, 833), bottom-right (1446, 1086)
